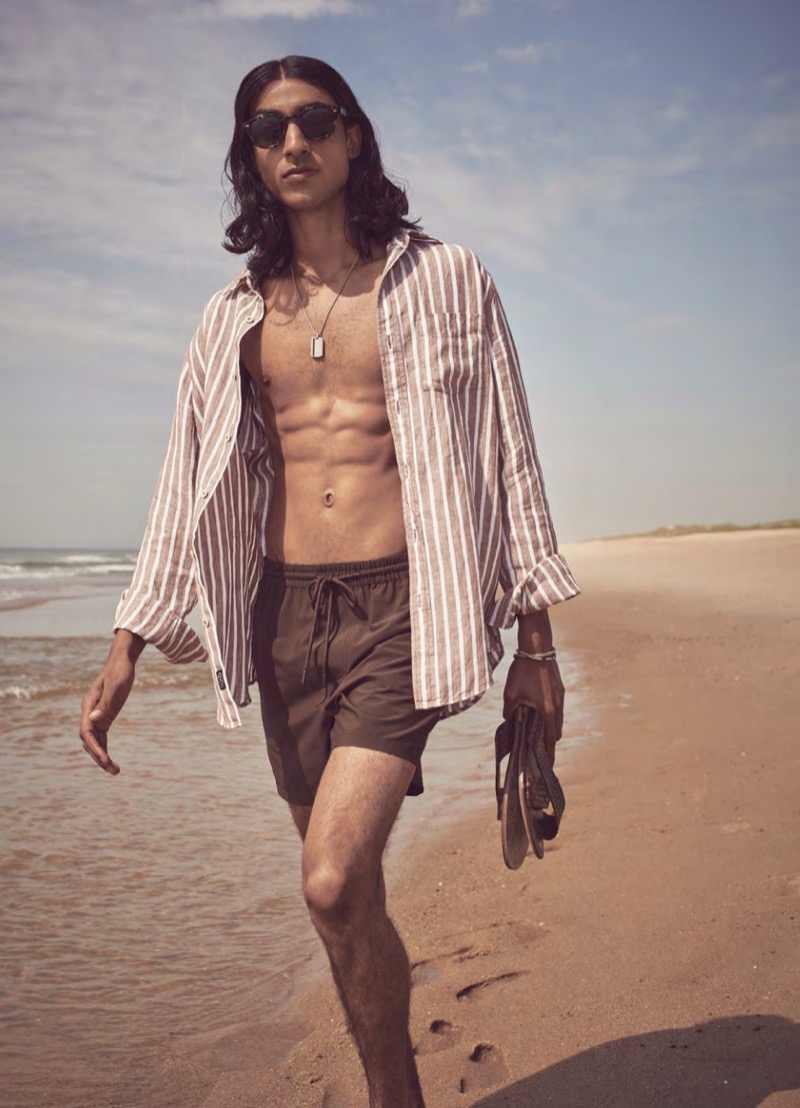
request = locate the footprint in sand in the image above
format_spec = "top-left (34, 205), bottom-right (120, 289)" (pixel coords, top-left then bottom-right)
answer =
top-left (412, 920), bottom-right (545, 990)
top-left (456, 971), bottom-right (528, 1002)
top-left (414, 1018), bottom-right (463, 1056)
top-left (458, 1042), bottom-right (510, 1093)
top-left (411, 945), bottom-right (474, 986)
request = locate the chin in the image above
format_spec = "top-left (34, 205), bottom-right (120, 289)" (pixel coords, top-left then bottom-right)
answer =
top-left (282, 187), bottom-right (348, 213)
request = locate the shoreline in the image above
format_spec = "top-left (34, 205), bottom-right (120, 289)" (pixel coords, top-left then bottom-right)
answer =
top-left (6, 530), bottom-right (798, 1106)
top-left (174, 528), bottom-right (799, 1107)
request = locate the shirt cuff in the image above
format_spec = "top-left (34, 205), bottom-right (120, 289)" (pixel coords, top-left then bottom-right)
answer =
top-left (114, 591), bottom-right (208, 664)
top-left (487, 552), bottom-right (580, 629)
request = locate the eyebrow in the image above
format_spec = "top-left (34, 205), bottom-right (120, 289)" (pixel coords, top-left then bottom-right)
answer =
top-left (251, 101), bottom-right (332, 117)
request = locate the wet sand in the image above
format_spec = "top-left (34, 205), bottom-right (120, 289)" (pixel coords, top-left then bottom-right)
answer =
top-left (183, 528), bottom-right (800, 1107)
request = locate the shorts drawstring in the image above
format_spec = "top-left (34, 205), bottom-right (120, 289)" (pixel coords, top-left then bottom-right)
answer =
top-left (301, 574), bottom-right (361, 691)
top-left (262, 551), bottom-right (409, 697)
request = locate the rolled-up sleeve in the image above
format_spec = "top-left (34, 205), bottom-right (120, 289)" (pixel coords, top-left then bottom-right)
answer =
top-left (482, 275), bottom-right (579, 629)
top-left (114, 338), bottom-right (207, 664)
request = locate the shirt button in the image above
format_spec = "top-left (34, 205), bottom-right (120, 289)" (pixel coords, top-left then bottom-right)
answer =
top-left (225, 434), bottom-right (232, 443)
top-left (202, 489), bottom-right (209, 498)
top-left (395, 399), bottom-right (401, 413)
top-left (404, 464), bottom-right (410, 479)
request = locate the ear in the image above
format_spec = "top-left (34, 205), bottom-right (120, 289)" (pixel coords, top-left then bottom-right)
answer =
top-left (345, 123), bottom-right (362, 160)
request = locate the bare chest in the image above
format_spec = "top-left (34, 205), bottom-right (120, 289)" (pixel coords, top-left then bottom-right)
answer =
top-left (241, 271), bottom-right (385, 413)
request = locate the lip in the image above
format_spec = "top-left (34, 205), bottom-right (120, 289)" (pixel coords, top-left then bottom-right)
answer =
top-left (283, 166), bottom-right (317, 180)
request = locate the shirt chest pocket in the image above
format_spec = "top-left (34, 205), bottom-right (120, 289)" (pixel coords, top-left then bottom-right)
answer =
top-left (418, 312), bottom-right (485, 393)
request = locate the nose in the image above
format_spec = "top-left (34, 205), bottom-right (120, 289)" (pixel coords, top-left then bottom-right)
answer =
top-left (283, 119), bottom-right (310, 156)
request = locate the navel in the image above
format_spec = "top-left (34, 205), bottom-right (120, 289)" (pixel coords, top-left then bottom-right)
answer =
top-left (323, 489), bottom-right (334, 508)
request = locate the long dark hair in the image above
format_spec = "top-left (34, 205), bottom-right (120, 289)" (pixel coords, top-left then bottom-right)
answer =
top-left (223, 56), bottom-right (419, 281)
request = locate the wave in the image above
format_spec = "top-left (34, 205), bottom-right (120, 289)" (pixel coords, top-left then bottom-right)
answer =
top-left (1, 671), bottom-right (197, 703)
top-left (0, 588), bottom-right (29, 603)
top-left (0, 559), bottom-right (136, 581)
top-left (0, 681), bottom-right (67, 702)
top-left (61, 554), bottom-right (120, 565)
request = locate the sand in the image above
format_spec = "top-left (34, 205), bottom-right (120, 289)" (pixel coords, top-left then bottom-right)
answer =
top-left (192, 529), bottom-right (800, 1107)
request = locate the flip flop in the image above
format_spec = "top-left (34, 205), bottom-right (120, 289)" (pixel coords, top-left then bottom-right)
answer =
top-left (498, 719), bottom-right (529, 869)
top-left (495, 706), bottom-right (566, 870)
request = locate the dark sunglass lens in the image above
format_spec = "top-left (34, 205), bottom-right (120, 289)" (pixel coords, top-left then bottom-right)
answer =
top-left (300, 106), bottom-right (337, 140)
top-left (248, 113), bottom-right (285, 148)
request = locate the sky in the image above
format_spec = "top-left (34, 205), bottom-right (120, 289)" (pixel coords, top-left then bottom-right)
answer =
top-left (1, 0), bottom-right (798, 547)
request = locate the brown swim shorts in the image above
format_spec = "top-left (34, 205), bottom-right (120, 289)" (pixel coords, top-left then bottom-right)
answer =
top-left (251, 551), bottom-right (442, 806)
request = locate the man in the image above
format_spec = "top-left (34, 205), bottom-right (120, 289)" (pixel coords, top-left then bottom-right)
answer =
top-left (79, 55), bottom-right (578, 1108)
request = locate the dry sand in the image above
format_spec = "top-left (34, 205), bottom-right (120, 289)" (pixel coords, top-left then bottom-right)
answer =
top-left (195, 529), bottom-right (800, 1107)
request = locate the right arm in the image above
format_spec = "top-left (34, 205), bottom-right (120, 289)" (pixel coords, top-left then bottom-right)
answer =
top-left (78, 310), bottom-right (211, 773)
top-left (79, 629), bottom-right (145, 774)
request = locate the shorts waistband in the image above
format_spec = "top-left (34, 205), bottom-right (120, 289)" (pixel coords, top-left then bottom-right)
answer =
top-left (263, 550), bottom-right (409, 587)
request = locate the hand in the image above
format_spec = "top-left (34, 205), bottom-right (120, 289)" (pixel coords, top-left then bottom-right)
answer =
top-left (502, 657), bottom-right (565, 765)
top-left (79, 656), bottom-right (136, 774)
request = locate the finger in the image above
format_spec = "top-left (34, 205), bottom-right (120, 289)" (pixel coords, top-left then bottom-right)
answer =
top-left (80, 736), bottom-right (120, 774)
top-left (88, 702), bottom-right (117, 731)
top-left (79, 727), bottom-right (120, 774)
top-left (79, 712), bottom-right (120, 775)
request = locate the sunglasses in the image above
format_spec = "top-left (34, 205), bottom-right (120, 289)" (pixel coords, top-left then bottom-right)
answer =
top-left (243, 103), bottom-right (348, 150)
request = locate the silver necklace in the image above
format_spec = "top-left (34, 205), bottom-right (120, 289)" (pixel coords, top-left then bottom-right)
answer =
top-left (291, 254), bottom-right (359, 360)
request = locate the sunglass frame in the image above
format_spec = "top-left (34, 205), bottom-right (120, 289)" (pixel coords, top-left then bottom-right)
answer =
top-left (243, 104), bottom-right (348, 149)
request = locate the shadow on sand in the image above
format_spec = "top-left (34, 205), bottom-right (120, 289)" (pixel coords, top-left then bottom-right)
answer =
top-left (472, 1015), bottom-right (800, 1107)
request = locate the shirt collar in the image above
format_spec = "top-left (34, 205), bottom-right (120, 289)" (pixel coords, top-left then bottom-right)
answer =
top-left (232, 227), bottom-right (440, 295)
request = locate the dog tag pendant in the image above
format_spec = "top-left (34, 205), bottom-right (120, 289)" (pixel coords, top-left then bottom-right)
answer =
top-left (311, 335), bottom-right (324, 359)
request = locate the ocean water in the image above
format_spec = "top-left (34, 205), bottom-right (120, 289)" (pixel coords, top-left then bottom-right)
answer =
top-left (0, 549), bottom-right (586, 1107)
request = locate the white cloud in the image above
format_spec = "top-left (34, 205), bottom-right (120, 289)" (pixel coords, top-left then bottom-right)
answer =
top-left (390, 147), bottom-right (550, 273)
top-left (455, 0), bottom-right (492, 17)
top-left (0, 262), bottom-right (192, 370)
top-left (655, 88), bottom-right (697, 126)
top-left (496, 41), bottom-right (564, 63)
top-left (450, 0), bottom-right (569, 12)
top-left (188, 0), bottom-right (364, 19)
top-left (0, 1), bottom-right (248, 272)
top-left (458, 59), bottom-right (491, 74)
top-left (747, 111), bottom-right (800, 153)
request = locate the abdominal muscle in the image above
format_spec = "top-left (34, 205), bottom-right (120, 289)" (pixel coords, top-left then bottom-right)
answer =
top-left (242, 259), bottom-right (406, 565)
top-left (261, 389), bottom-right (408, 565)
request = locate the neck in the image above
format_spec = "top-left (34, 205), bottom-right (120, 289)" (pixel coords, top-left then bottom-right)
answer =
top-left (287, 205), bottom-right (361, 284)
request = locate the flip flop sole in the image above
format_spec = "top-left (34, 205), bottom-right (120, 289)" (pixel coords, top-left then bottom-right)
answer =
top-left (500, 732), bottom-right (529, 869)
top-left (496, 705), bottom-right (566, 869)
top-left (519, 741), bottom-right (546, 860)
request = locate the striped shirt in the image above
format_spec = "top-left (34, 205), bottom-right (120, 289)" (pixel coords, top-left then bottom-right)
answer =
top-left (115, 230), bottom-right (579, 727)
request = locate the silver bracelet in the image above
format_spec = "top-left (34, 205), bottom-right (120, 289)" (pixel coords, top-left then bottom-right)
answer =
top-left (514, 648), bottom-right (557, 663)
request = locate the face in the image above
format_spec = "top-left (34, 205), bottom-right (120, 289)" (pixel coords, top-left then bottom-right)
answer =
top-left (248, 77), bottom-right (361, 212)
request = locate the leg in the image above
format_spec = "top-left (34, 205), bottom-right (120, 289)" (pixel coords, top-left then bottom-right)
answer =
top-left (301, 745), bottom-right (425, 1108)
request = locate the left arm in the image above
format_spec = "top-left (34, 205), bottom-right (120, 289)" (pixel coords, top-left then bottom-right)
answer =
top-left (503, 610), bottom-right (565, 764)
top-left (482, 271), bottom-right (576, 760)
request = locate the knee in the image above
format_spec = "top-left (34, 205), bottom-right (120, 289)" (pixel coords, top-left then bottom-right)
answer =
top-left (302, 860), bottom-right (371, 933)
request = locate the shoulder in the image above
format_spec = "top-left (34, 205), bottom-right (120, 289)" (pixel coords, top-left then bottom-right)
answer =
top-left (194, 268), bottom-right (261, 336)
top-left (207, 268), bottom-right (259, 313)
top-left (396, 232), bottom-right (493, 311)
top-left (404, 233), bottom-right (491, 286)
top-left (406, 231), bottom-right (482, 268)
